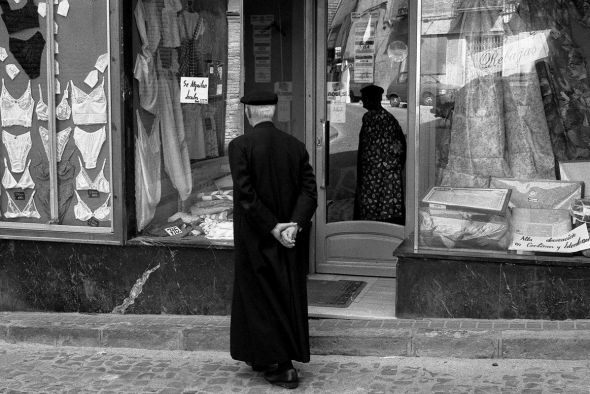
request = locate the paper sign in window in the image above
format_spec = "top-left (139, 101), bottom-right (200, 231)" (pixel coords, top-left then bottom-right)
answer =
top-left (180, 77), bottom-right (208, 104)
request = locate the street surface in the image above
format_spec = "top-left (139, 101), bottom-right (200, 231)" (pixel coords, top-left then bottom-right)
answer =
top-left (1, 341), bottom-right (590, 393)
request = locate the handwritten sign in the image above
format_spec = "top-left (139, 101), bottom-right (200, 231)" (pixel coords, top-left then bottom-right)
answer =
top-left (180, 77), bottom-right (208, 104)
top-left (509, 224), bottom-right (590, 253)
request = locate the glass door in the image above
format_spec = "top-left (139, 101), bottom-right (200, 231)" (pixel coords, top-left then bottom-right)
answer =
top-left (315, 0), bottom-right (410, 277)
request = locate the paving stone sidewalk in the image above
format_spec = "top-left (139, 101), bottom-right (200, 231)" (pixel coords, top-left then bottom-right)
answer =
top-left (1, 341), bottom-right (590, 393)
top-left (2, 312), bottom-right (590, 360)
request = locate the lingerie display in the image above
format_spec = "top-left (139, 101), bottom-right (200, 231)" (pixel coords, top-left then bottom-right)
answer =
top-left (36, 84), bottom-right (48, 121)
top-left (38, 126), bottom-right (71, 162)
top-left (73, 126), bottom-right (106, 169)
top-left (2, 158), bottom-right (34, 190)
top-left (76, 157), bottom-right (110, 193)
top-left (135, 110), bottom-right (161, 232)
top-left (71, 79), bottom-right (107, 125)
top-left (0, 0), bottom-right (39, 35)
top-left (132, 0), bottom-right (231, 240)
top-left (8, 31), bottom-right (46, 80)
top-left (73, 190), bottom-right (111, 222)
top-left (56, 81), bottom-right (72, 121)
top-left (1, 79), bottom-right (34, 127)
top-left (2, 131), bottom-right (32, 173)
top-left (4, 190), bottom-right (40, 219)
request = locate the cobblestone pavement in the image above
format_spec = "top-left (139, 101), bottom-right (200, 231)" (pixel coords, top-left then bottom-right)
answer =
top-left (1, 342), bottom-right (590, 393)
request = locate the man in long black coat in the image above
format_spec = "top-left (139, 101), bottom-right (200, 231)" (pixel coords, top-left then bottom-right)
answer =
top-left (228, 91), bottom-right (317, 389)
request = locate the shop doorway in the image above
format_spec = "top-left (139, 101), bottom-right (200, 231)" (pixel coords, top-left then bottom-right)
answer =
top-left (313, 1), bottom-right (410, 278)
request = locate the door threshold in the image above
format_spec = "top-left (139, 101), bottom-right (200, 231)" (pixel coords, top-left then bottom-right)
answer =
top-left (307, 274), bottom-right (396, 320)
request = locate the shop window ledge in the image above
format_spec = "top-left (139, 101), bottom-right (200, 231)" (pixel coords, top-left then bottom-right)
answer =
top-left (395, 237), bottom-right (590, 267)
top-left (127, 235), bottom-right (234, 249)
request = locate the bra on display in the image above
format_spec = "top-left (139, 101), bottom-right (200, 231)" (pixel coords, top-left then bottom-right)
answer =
top-left (0, 0), bottom-right (39, 35)
top-left (74, 190), bottom-right (111, 222)
top-left (56, 81), bottom-right (72, 121)
top-left (2, 130), bottom-right (32, 174)
top-left (71, 79), bottom-right (107, 125)
top-left (4, 190), bottom-right (40, 219)
top-left (36, 84), bottom-right (48, 121)
top-left (76, 157), bottom-right (110, 193)
top-left (2, 158), bottom-right (34, 190)
top-left (1, 79), bottom-right (34, 127)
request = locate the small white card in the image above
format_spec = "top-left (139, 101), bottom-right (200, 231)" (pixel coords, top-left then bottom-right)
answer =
top-left (55, 60), bottom-right (59, 75)
top-left (54, 22), bottom-right (59, 34)
top-left (55, 78), bottom-right (61, 93)
top-left (6, 64), bottom-right (20, 80)
top-left (95, 53), bottom-right (109, 73)
top-left (57, 0), bottom-right (69, 17)
top-left (38, 2), bottom-right (47, 17)
top-left (55, 42), bottom-right (59, 54)
top-left (0, 47), bottom-right (7, 62)
top-left (84, 70), bottom-right (99, 88)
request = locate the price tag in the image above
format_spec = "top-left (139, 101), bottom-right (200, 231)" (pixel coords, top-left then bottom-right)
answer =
top-left (14, 191), bottom-right (25, 201)
top-left (87, 217), bottom-right (100, 227)
top-left (87, 190), bottom-right (100, 198)
top-left (164, 226), bottom-right (183, 236)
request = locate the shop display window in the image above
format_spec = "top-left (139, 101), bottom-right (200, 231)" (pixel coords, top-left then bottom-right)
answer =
top-left (417, 0), bottom-right (590, 255)
top-left (0, 0), bottom-right (122, 243)
top-left (132, 0), bottom-right (237, 246)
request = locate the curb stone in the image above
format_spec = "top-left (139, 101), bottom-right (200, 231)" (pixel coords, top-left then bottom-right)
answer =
top-left (1, 313), bottom-right (590, 360)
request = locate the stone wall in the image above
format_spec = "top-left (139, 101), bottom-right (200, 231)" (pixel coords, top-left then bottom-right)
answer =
top-left (0, 240), bottom-right (234, 315)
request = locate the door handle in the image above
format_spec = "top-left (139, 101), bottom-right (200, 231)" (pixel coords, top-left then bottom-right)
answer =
top-left (324, 120), bottom-right (330, 188)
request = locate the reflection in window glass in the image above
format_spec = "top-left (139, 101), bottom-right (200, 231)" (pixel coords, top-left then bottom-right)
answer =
top-left (326, 0), bottom-right (408, 225)
top-left (418, 0), bottom-right (590, 253)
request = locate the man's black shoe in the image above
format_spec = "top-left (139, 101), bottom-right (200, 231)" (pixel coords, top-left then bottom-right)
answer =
top-left (264, 367), bottom-right (299, 389)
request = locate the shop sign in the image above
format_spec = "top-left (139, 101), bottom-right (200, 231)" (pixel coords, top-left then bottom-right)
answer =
top-left (180, 77), bottom-right (208, 104)
top-left (352, 12), bottom-right (378, 83)
top-left (251, 15), bottom-right (274, 83)
top-left (471, 31), bottom-right (550, 76)
top-left (327, 82), bottom-right (347, 102)
top-left (509, 224), bottom-right (590, 253)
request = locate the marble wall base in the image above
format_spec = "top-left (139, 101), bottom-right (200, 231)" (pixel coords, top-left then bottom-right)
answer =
top-left (0, 240), bottom-right (234, 315)
top-left (396, 257), bottom-right (590, 320)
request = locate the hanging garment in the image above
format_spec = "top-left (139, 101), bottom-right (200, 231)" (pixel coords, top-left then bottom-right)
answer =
top-left (73, 190), bottom-right (111, 221)
top-left (161, 0), bottom-right (182, 48)
top-left (182, 104), bottom-right (206, 160)
top-left (31, 149), bottom-right (75, 223)
top-left (135, 110), bottom-right (161, 231)
top-left (8, 31), bottom-right (45, 80)
top-left (178, 11), bottom-right (204, 77)
top-left (38, 126), bottom-right (71, 161)
top-left (2, 158), bottom-right (34, 189)
top-left (2, 130), bottom-right (32, 173)
top-left (36, 84), bottom-right (48, 121)
top-left (73, 126), bottom-right (106, 169)
top-left (71, 79), bottom-right (107, 125)
top-left (76, 157), bottom-right (110, 193)
top-left (0, 0), bottom-right (39, 35)
top-left (133, 52), bottom-right (159, 115)
top-left (4, 190), bottom-right (40, 219)
top-left (134, 0), bottom-right (162, 55)
top-left (1, 79), bottom-right (34, 127)
top-left (157, 72), bottom-right (192, 201)
top-left (56, 81), bottom-right (71, 121)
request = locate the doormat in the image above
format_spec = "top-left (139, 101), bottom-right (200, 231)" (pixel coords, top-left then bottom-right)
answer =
top-left (307, 279), bottom-right (367, 308)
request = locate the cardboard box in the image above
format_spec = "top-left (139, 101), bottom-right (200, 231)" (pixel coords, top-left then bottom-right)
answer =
top-left (490, 178), bottom-right (582, 209)
top-left (511, 208), bottom-right (572, 238)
